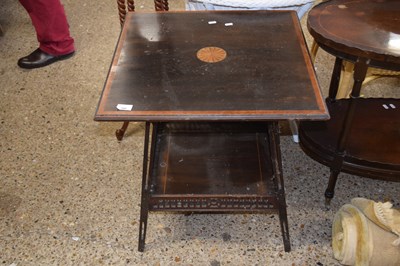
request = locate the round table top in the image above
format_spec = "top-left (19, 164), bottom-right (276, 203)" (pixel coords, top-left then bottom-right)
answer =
top-left (307, 0), bottom-right (400, 66)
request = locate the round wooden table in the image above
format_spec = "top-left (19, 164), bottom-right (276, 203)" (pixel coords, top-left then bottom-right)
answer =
top-left (299, 0), bottom-right (400, 202)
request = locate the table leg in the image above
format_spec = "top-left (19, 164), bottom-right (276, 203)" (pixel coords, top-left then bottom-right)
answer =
top-left (117, 0), bottom-right (127, 26)
top-left (268, 122), bottom-right (291, 252)
top-left (127, 0), bottom-right (135, 12)
top-left (336, 61), bottom-right (355, 99)
top-left (328, 57), bottom-right (343, 100)
top-left (138, 122), bottom-right (153, 252)
top-left (325, 58), bottom-right (369, 203)
top-left (154, 0), bottom-right (169, 11)
top-left (117, 0), bottom-right (135, 26)
top-left (115, 121), bottom-right (129, 141)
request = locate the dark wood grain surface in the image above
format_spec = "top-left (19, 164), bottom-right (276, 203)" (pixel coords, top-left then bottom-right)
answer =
top-left (308, 0), bottom-right (400, 68)
top-left (95, 11), bottom-right (328, 121)
top-left (150, 122), bottom-right (275, 196)
top-left (300, 98), bottom-right (400, 180)
top-left (302, 0), bottom-right (400, 201)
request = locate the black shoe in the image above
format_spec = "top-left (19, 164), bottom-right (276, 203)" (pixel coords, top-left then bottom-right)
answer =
top-left (17, 48), bottom-right (75, 69)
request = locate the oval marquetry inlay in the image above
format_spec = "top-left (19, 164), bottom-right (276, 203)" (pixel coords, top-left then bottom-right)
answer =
top-left (196, 47), bottom-right (227, 63)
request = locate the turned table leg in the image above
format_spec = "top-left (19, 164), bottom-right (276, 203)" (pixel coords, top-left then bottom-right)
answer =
top-left (325, 58), bottom-right (369, 203)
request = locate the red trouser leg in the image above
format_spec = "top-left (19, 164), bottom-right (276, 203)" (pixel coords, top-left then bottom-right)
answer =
top-left (18, 0), bottom-right (75, 56)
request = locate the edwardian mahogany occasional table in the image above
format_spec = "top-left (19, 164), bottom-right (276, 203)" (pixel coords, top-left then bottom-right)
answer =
top-left (95, 10), bottom-right (328, 252)
top-left (299, 0), bottom-right (400, 203)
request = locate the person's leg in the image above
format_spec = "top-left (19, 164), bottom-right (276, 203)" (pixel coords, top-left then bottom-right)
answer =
top-left (18, 0), bottom-right (75, 68)
top-left (19, 0), bottom-right (74, 55)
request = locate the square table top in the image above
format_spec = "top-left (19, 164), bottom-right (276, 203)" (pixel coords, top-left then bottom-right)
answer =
top-left (95, 10), bottom-right (328, 122)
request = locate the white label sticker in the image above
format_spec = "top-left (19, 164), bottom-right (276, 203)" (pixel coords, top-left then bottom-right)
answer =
top-left (116, 104), bottom-right (133, 111)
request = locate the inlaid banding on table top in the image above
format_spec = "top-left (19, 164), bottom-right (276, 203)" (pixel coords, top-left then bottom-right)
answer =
top-left (196, 47), bottom-right (227, 63)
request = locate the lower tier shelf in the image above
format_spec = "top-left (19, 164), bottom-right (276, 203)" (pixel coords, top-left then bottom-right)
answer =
top-left (148, 122), bottom-right (279, 212)
top-left (299, 98), bottom-right (400, 180)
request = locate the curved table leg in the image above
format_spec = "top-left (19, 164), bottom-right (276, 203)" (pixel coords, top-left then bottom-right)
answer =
top-left (115, 121), bottom-right (130, 141)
